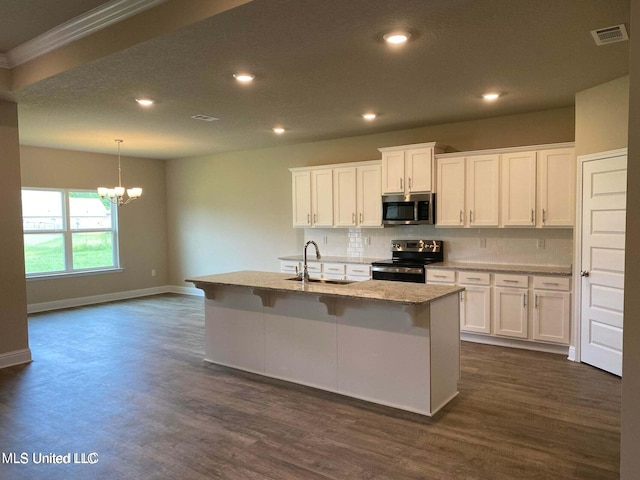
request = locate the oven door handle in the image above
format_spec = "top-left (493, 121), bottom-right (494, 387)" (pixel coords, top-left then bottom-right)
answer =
top-left (371, 266), bottom-right (425, 275)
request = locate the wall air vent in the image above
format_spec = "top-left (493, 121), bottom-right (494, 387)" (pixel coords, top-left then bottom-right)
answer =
top-left (191, 114), bottom-right (219, 122)
top-left (591, 24), bottom-right (629, 46)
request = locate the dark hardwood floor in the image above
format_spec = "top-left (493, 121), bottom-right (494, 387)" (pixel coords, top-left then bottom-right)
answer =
top-left (0, 294), bottom-right (621, 479)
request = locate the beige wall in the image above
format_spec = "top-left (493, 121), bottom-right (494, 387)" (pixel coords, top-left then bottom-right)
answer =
top-left (166, 106), bottom-right (574, 286)
top-left (0, 101), bottom-right (30, 360)
top-left (20, 146), bottom-right (169, 305)
top-left (621, 1), bottom-right (640, 477)
top-left (575, 75), bottom-right (629, 156)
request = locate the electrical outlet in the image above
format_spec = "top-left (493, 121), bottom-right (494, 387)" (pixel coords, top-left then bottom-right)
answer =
top-left (479, 238), bottom-right (487, 248)
top-left (151, 269), bottom-right (156, 277)
top-left (537, 239), bottom-right (545, 249)
top-left (323, 235), bottom-right (328, 244)
top-left (364, 236), bottom-right (371, 246)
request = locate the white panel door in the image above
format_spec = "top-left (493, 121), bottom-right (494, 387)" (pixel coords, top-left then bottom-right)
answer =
top-left (436, 157), bottom-right (466, 226)
top-left (460, 286), bottom-right (491, 334)
top-left (405, 147), bottom-right (433, 193)
top-left (538, 148), bottom-right (575, 227)
top-left (311, 168), bottom-right (334, 226)
top-left (501, 150), bottom-right (537, 226)
top-left (580, 153), bottom-right (627, 376)
top-left (291, 171), bottom-right (311, 227)
top-left (381, 150), bottom-right (405, 194)
top-left (357, 165), bottom-right (382, 227)
top-left (493, 287), bottom-right (528, 338)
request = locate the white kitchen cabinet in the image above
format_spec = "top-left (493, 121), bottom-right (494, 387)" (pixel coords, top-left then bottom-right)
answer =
top-left (436, 154), bottom-right (499, 227)
top-left (426, 269), bottom-right (456, 285)
top-left (436, 156), bottom-right (466, 226)
top-left (333, 167), bottom-right (357, 227)
top-left (311, 169), bottom-right (334, 227)
top-left (291, 171), bottom-right (312, 227)
top-left (501, 150), bottom-right (537, 226)
top-left (493, 274), bottom-right (529, 339)
top-left (322, 263), bottom-right (346, 280)
top-left (280, 260), bottom-right (300, 275)
top-left (532, 276), bottom-right (571, 344)
top-left (356, 164), bottom-right (382, 227)
top-left (466, 154), bottom-right (500, 227)
top-left (380, 143), bottom-right (446, 194)
top-left (346, 264), bottom-right (371, 281)
top-left (537, 148), bottom-right (575, 227)
top-left (457, 271), bottom-right (491, 334)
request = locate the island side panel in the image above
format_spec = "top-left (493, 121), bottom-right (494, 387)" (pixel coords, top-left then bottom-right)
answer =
top-left (264, 292), bottom-right (338, 391)
top-left (429, 293), bottom-right (461, 414)
top-left (204, 285), bottom-right (265, 374)
top-left (335, 299), bottom-right (432, 415)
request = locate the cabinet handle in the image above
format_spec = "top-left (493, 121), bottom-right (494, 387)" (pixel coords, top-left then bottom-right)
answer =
top-left (535, 294), bottom-right (539, 308)
top-left (460, 292), bottom-right (464, 302)
top-left (408, 177), bottom-right (412, 190)
top-left (307, 213), bottom-right (310, 223)
top-left (503, 279), bottom-right (519, 284)
top-left (523, 293), bottom-right (527, 307)
top-left (352, 269), bottom-right (365, 273)
top-left (314, 213), bottom-right (317, 223)
top-left (531, 209), bottom-right (534, 224)
top-left (469, 210), bottom-right (473, 223)
top-left (352, 213), bottom-right (355, 223)
top-left (459, 210), bottom-right (463, 224)
top-left (400, 177), bottom-right (403, 191)
top-left (359, 212), bottom-right (363, 223)
top-left (467, 277), bottom-right (481, 280)
top-left (542, 282), bottom-right (559, 286)
top-left (542, 209), bottom-right (547, 224)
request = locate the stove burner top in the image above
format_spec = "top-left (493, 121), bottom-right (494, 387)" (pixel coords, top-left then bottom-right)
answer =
top-left (371, 240), bottom-right (444, 283)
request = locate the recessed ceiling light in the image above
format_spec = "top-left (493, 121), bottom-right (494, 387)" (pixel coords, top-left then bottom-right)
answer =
top-left (482, 92), bottom-right (500, 101)
top-left (234, 73), bottom-right (255, 83)
top-left (135, 98), bottom-right (154, 106)
top-left (362, 112), bottom-right (377, 121)
top-left (272, 127), bottom-right (286, 134)
top-left (383, 31), bottom-right (411, 44)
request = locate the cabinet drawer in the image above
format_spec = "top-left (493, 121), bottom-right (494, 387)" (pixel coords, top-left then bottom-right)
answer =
top-left (533, 276), bottom-right (570, 291)
top-left (346, 264), bottom-right (371, 277)
top-left (280, 261), bottom-right (300, 273)
top-left (494, 274), bottom-right (528, 288)
top-left (306, 262), bottom-right (322, 274)
top-left (426, 270), bottom-right (456, 283)
top-left (323, 273), bottom-right (346, 281)
top-left (323, 263), bottom-right (346, 275)
top-left (458, 271), bottom-right (491, 286)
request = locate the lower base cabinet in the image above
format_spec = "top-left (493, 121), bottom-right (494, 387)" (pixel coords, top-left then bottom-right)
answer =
top-left (533, 290), bottom-right (571, 344)
top-left (493, 287), bottom-right (528, 339)
top-left (460, 286), bottom-right (491, 334)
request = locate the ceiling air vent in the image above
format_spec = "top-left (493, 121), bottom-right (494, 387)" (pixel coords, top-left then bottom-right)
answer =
top-left (191, 114), bottom-right (219, 122)
top-left (591, 24), bottom-right (629, 46)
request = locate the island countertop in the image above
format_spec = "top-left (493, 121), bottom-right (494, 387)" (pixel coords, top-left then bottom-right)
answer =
top-left (186, 271), bottom-right (463, 306)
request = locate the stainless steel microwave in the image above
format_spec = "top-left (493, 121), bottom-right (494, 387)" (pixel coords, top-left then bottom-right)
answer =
top-left (382, 193), bottom-right (435, 225)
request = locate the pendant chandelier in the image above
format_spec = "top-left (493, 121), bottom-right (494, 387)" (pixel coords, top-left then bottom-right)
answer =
top-left (97, 139), bottom-right (142, 206)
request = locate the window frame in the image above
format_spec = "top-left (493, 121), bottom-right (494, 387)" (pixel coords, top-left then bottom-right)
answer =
top-left (22, 187), bottom-right (121, 279)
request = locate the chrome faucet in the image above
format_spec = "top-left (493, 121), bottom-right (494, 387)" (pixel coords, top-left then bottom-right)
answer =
top-left (302, 240), bottom-right (321, 282)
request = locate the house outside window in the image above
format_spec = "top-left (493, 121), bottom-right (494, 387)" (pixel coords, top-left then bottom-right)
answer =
top-left (22, 188), bottom-right (119, 277)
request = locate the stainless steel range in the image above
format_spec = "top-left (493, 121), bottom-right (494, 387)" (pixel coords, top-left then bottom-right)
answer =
top-left (371, 240), bottom-right (443, 283)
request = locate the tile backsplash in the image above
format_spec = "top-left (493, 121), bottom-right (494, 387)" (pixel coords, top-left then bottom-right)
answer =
top-left (305, 226), bottom-right (573, 266)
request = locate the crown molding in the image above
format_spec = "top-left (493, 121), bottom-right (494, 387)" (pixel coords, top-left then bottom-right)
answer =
top-left (2, 0), bottom-right (167, 69)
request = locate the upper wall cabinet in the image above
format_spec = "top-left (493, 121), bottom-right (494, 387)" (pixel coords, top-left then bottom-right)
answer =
top-left (290, 161), bottom-right (381, 228)
top-left (501, 146), bottom-right (576, 227)
top-left (436, 154), bottom-right (500, 227)
top-left (379, 142), bottom-right (446, 195)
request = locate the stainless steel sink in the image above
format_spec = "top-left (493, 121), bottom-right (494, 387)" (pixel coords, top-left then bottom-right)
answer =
top-left (286, 277), bottom-right (355, 285)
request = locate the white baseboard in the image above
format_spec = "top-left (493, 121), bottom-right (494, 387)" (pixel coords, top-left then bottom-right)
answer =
top-left (461, 332), bottom-right (570, 356)
top-left (167, 285), bottom-right (204, 296)
top-left (0, 348), bottom-right (32, 369)
top-left (568, 346), bottom-right (577, 362)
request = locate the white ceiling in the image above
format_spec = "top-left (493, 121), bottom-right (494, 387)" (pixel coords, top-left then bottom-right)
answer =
top-left (0, 0), bottom-right (631, 159)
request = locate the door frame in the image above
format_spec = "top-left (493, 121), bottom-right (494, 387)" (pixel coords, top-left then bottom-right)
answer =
top-left (571, 148), bottom-right (628, 363)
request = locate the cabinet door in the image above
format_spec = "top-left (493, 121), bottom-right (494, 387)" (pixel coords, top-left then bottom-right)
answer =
top-left (333, 167), bottom-right (357, 227)
top-left (381, 150), bottom-right (405, 194)
top-left (537, 148), bottom-right (575, 227)
top-left (533, 290), bottom-right (571, 344)
top-left (436, 157), bottom-right (466, 226)
top-left (501, 151), bottom-right (537, 226)
top-left (405, 147), bottom-right (433, 193)
top-left (292, 171), bottom-right (311, 227)
top-left (311, 169), bottom-right (334, 226)
top-left (357, 165), bottom-right (382, 227)
top-left (467, 154), bottom-right (499, 227)
top-left (460, 286), bottom-right (491, 334)
top-left (493, 287), bottom-right (528, 338)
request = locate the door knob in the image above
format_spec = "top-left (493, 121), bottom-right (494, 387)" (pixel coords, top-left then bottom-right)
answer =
top-left (580, 270), bottom-right (590, 277)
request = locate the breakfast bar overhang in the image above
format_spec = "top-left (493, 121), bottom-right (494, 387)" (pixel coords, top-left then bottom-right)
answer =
top-left (187, 271), bottom-right (463, 416)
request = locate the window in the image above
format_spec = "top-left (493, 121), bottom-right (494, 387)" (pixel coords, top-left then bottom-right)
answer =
top-left (22, 189), bottom-right (119, 277)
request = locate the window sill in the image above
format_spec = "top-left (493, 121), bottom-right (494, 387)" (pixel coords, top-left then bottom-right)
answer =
top-left (26, 268), bottom-right (124, 282)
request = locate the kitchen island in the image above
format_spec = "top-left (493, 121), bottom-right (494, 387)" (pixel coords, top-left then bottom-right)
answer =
top-left (187, 271), bottom-right (463, 416)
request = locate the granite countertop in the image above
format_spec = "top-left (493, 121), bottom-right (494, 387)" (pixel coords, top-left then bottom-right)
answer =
top-left (427, 261), bottom-right (572, 277)
top-left (278, 255), bottom-right (385, 265)
top-left (186, 271), bottom-right (463, 306)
